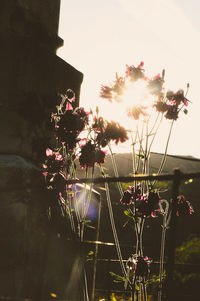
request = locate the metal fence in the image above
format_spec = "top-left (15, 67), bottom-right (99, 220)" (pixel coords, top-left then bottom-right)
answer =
top-left (66, 168), bottom-right (200, 301)
top-left (1, 169), bottom-right (199, 301)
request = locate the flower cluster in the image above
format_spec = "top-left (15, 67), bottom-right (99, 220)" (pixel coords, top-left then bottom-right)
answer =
top-left (100, 62), bottom-right (190, 121)
top-left (125, 61), bottom-right (145, 81)
top-left (154, 89), bottom-right (189, 120)
top-left (43, 92), bottom-right (91, 199)
top-left (120, 183), bottom-right (142, 205)
top-left (43, 147), bottom-right (68, 209)
top-left (55, 106), bottom-right (89, 149)
top-left (79, 119), bottom-right (128, 168)
top-left (79, 141), bottom-right (106, 168)
top-left (176, 195), bottom-right (194, 216)
top-left (120, 185), bottom-right (160, 218)
top-left (44, 90), bottom-right (129, 174)
top-left (147, 74), bottom-right (164, 96)
top-left (96, 121), bottom-right (129, 147)
top-left (43, 148), bottom-right (64, 174)
top-left (126, 254), bottom-right (151, 277)
top-left (100, 75), bottom-right (126, 102)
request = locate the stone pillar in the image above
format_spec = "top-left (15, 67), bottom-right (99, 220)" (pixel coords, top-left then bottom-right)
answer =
top-left (0, 1), bottom-right (83, 299)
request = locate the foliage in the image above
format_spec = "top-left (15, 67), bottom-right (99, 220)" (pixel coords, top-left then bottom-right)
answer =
top-left (43, 61), bottom-right (194, 301)
top-left (99, 62), bottom-right (193, 301)
top-left (175, 235), bottom-right (200, 264)
top-left (174, 236), bottom-right (200, 296)
top-left (148, 236), bottom-right (200, 297)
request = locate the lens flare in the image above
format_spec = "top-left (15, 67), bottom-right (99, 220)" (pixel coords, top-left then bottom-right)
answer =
top-left (123, 80), bottom-right (150, 107)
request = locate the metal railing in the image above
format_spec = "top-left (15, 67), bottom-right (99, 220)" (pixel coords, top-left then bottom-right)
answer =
top-left (66, 168), bottom-right (200, 301)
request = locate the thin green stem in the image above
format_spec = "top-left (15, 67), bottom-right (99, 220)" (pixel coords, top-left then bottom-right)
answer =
top-left (153, 120), bottom-right (174, 186)
top-left (139, 218), bottom-right (145, 257)
top-left (135, 221), bottom-right (139, 255)
top-left (99, 165), bottom-right (127, 279)
top-left (108, 143), bottom-right (123, 198)
top-left (68, 194), bottom-right (76, 233)
top-left (148, 112), bottom-right (160, 136)
top-left (158, 200), bottom-right (169, 301)
top-left (136, 123), bottom-right (145, 174)
top-left (142, 279), bottom-right (147, 301)
top-left (142, 120), bottom-right (149, 193)
top-left (131, 130), bottom-right (138, 175)
top-left (147, 114), bottom-right (163, 159)
top-left (83, 166), bottom-right (94, 219)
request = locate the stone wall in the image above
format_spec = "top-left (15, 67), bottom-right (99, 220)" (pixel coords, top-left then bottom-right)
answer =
top-left (0, 1), bottom-right (84, 299)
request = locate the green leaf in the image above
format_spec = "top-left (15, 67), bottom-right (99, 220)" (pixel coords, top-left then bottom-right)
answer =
top-left (109, 271), bottom-right (125, 283)
top-left (83, 219), bottom-right (96, 229)
top-left (135, 283), bottom-right (140, 291)
top-left (183, 108), bottom-right (188, 115)
top-left (120, 182), bottom-right (133, 191)
top-left (124, 210), bottom-right (132, 217)
top-left (111, 293), bottom-right (117, 301)
top-left (136, 153), bottom-right (145, 159)
top-left (82, 219), bottom-right (91, 225)
top-left (86, 250), bottom-right (94, 262)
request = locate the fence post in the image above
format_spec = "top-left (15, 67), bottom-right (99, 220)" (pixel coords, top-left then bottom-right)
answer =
top-left (91, 196), bottom-right (102, 301)
top-left (164, 168), bottom-right (181, 301)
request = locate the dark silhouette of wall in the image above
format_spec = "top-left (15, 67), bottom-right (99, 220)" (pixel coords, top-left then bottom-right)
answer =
top-left (0, 1), bottom-right (83, 300)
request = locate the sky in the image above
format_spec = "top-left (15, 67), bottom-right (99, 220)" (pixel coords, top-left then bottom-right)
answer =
top-left (58, 0), bottom-right (200, 158)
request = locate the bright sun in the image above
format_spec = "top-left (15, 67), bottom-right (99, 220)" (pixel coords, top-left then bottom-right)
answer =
top-left (123, 80), bottom-right (150, 107)
top-left (98, 79), bottom-right (154, 133)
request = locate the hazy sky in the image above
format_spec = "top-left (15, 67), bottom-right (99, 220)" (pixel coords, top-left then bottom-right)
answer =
top-left (58, 0), bottom-right (200, 158)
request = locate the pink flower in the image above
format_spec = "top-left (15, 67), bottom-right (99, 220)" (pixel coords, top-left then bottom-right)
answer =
top-left (125, 62), bottom-right (145, 81)
top-left (138, 61), bottom-right (144, 69)
top-left (46, 148), bottom-right (53, 157)
top-left (135, 256), bottom-right (151, 277)
top-left (100, 85), bottom-right (113, 102)
top-left (66, 102), bottom-right (73, 111)
top-left (120, 190), bottom-right (133, 205)
top-left (55, 153), bottom-right (63, 161)
top-left (126, 254), bottom-right (151, 277)
top-left (166, 89), bottom-right (189, 107)
top-left (44, 149), bottom-right (64, 173)
top-left (46, 149), bottom-right (63, 161)
top-left (164, 104), bottom-right (179, 120)
top-left (147, 75), bottom-right (164, 95)
top-left (176, 195), bottom-right (194, 216)
top-left (153, 100), bottom-right (168, 113)
top-left (153, 74), bottom-right (161, 80)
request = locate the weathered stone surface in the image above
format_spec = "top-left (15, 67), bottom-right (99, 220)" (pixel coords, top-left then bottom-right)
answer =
top-left (0, 1), bottom-right (84, 300)
top-left (0, 155), bottom-right (48, 298)
top-left (0, 155), bottom-right (84, 300)
top-left (17, 0), bottom-right (61, 35)
top-left (0, 1), bottom-right (83, 161)
top-left (0, 0), bottom-right (62, 51)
